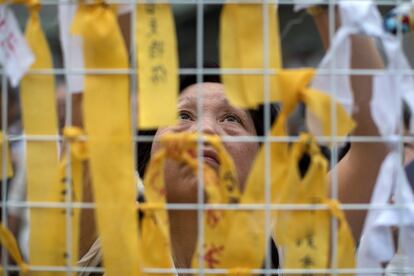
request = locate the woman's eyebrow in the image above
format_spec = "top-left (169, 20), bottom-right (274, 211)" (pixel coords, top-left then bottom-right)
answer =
top-left (222, 103), bottom-right (252, 120)
top-left (178, 95), bottom-right (197, 105)
top-left (177, 96), bottom-right (196, 109)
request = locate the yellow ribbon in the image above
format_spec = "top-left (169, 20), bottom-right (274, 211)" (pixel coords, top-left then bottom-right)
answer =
top-left (274, 135), bottom-right (356, 272)
top-left (277, 69), bottom-right (356, 137)
top-left (324, 199), bottom-right (356, 269)
top-left (71, 3), bottom-right (142, 275)
top-left (142, 132), bottom-right (239, 275)
top-left (60, 127), bottom-right (88, 264)
top-left (0, 224), bottom-right (29, 274)
top-left (18, 0), bottom-right (66, 271)
top-left (0, 132), bottom-right (13, 179)
top-left (220, 3), bottom-right (282, 108)
top-left (273, 134), bottom-right (326, 270)
top-left (266, 71), bottom-right (355, 271)
top-left (136, 3), bottom-right (179, 129)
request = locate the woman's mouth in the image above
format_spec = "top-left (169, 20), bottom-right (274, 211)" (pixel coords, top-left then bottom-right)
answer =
top-left (188, 148), bottom-right (220, 170)
top-left (202, 148), bottom-right (220, 170)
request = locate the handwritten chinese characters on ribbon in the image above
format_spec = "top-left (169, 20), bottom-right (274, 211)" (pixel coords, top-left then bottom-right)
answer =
top-left (137, 3), bottom-right (179, 129)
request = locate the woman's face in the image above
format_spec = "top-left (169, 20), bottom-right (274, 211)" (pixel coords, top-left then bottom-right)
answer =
top-left (151, 82), bottom-right (259, 203)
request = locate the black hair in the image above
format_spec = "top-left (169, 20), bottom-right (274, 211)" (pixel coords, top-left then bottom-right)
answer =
top-left (136, 63), bottom-right (279, 177)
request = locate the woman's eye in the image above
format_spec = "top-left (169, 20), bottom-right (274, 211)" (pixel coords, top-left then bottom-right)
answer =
top-left (178, 111), bottom-right (193, 121)
top-left (222, 114), bottom-right (242, 124)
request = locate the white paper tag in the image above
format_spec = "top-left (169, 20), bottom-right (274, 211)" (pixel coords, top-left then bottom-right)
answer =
top-left (0, 5), bottom-right (34, 88)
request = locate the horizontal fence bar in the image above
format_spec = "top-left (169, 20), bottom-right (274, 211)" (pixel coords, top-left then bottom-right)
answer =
top-left (2, 0), bottom-right (408, 6)
top-left (6, 134), bottom-right (414, 144)
top-left (2, 264), bottom-right (414, 274)
top-left (1, 68), bottom-right (414, 76)
top-left (3, 201), bottom-right (414, 211)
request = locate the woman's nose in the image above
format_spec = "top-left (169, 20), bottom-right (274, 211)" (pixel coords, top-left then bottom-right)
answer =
top-left (190, 115), bottom-right (218, 136)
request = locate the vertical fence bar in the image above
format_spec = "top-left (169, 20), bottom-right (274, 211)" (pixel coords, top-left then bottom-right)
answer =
top-left (327, 0), bottom-right (339, 274)
top-left (262, 0), bottom-right (272, 275)
top-left (1, 29), bottom-right (10, 276)
top-left (129, 0), bottom-right (138, 198)
top-left (196, 0), bottom-right (205, 275)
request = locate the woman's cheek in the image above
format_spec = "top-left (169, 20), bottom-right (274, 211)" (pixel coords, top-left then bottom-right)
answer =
top-left (222, 124), bottom-right (254, 137)
top-left (225, 142), bottom-right (259, 190)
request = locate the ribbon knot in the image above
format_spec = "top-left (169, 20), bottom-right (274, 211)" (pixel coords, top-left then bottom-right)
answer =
top-left (299, 133), bottom-right (320, 155)
top-left (324, 199), bottom-right (345, 220)
top-left (63, 126), bottom-right (88, 160)
top-left (63, 126), bottom-right (84, 140)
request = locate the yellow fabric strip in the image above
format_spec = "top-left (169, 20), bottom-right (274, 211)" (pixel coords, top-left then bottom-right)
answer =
top-left (276, 69), bottom-right (356, 137)
top-left (71, 3), bottom-right (142, 275)
top-left (137, 4), bottom-right (179, 129)
top-left (0, 132), bottom-right (13, 179)
top-left (324, 199), bottom-right (356, 270)
top-left (61, 126), bottom-right (88, 264)
top-left (19, 1), bottom-right (65, 271)
top-left (0, 224), bottom-right (29, 274)
top-left (268, 71), bottom-right (355, 270)
top-left (274, 135), bottom-right (356, 271)
top-left (220, 4), bottom-right (281, 108)
top-left (141, 133), bottom-right (239, 273)
top-left (140, 148), bottom-right (174, 276)
top-left (274, 134), bottom-right (331, 270)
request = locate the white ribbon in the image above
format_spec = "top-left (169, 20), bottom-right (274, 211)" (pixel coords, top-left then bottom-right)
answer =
top-left (0, 4), bottom-right (34, 87)
top-left (58, 3), bottom-right (132, 94)
top-left (294, 1), bottom-right (414, 136)
top-left (357, 151), bottom-right (414, 275)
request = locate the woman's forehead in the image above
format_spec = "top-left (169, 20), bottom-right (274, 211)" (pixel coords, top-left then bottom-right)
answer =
top-left (179, 82), bottom-right (228, 104)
